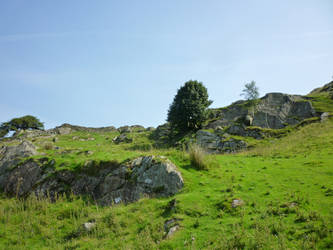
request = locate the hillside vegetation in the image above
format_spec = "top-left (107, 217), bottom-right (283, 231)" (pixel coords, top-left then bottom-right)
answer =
top-left (0, 83), bottom-right (332, 249)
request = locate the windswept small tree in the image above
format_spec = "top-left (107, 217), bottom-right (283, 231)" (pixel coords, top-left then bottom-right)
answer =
top-left (240, 81), bottom-right (259, 101)
top-left (167, 80), bottom-right (212, 133)
top-left (0, 115), bottom-right (44, 137)
top-left (240, 81), bottom-right (260, 119)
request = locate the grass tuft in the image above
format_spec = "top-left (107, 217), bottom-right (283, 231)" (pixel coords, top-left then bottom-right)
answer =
top-left (188, 144), bottom-right (208, 170)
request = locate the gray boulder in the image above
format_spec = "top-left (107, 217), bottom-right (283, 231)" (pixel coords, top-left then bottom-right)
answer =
top-left (196, 130), bottom-right (247, 153)
top-left (112, 134), bottom-right (133, 144)
top-left (226, 124), bottom-right (264, 139)
top-left (0, 144), bottom-right (184, 205)
top-left (0, 141), bottom-right (38, 193)
top-left (206, 93), bottom-right (316, 129)
top-left (118, 126), bottom-right (131, 134)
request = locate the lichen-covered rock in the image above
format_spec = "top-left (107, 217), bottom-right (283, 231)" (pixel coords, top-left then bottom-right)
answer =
top-left (112, 134), bottom-right (133, 144)
top-left (206, 93), bottom-right (316, 129)
top-left (118, 126), bottom-right (132, 134)
top-left (252, 93), bottom-right (315, 128)
top-left (4, 159), bottom-right (42, 197)
top-left (0, 144), bottom-right (184, 205)
top-left (0, 141), bottom-right (37, 175)
top-left (196, 130), bottom-right (247, 153)
top-left (226, 124), bottom-right (264, 139)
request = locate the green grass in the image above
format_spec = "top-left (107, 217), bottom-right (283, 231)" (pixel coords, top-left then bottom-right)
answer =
top-left (0, 95), bottom-right (333, 249)
top-left (308, 92), bottom-right (333, 113)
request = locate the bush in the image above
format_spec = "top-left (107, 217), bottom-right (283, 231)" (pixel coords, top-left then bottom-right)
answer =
top-left (189, 144), bottom-right (208, 170)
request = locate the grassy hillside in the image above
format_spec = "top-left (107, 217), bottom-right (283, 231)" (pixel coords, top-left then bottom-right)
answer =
top-left (0, 94), bottom-right (332, 249)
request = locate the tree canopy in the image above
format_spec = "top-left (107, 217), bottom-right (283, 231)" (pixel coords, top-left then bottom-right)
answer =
top-left (0, 115), bottom-right (44, 137)
top-left (167, 80), bottom-right (212, 133)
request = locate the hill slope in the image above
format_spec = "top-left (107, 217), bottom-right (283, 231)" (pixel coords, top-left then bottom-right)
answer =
top-left (0, 82), bottom-right (332, 249)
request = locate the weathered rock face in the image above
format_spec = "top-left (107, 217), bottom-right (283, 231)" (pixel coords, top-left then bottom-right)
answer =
top-left (252, 93), bottom-right (315, 129)
top-left (207, 93), bottom-right (316, 130)
top-left (0, 141), bottom-right (38, 193)
top-left (0, 144), bottom-right (184, 205)
top-left (112, 134), bottom-right (133, 144)
top-left (226, 124), bottom-right (264, 139)
top-left (196, 130), bottom-right (247, 153)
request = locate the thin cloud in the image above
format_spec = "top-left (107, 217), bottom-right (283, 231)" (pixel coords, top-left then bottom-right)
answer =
top-left (0, 30), bottom-right (105, 42)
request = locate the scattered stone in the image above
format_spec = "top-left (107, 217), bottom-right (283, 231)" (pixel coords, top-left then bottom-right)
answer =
top-left (321, 112), bottom-right (330, 122)
top-left (112, 134), bottom-right (133, 144)
top-left (118, 126), bottom-right (131, 134)
top-left (231, 199), bottom-right (244, 208)
top-left (166, 225), bottom-right (180, 238)
top-left (83, 222), bottom-right (96, 232)
top-left (164, 218), bottom-right (183, 238)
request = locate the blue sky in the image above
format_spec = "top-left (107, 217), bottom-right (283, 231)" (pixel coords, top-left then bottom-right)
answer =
top-left (1, 1), bottom-right (332, 129)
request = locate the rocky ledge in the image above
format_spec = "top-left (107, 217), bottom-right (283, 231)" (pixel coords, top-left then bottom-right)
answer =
top-left (208, 92), bottom-right (316, 129)
top-left (0, 141), bottom-right (184, 205)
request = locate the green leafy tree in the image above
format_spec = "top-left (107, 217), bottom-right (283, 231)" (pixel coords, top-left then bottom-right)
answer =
top-left (167, 80), bottom-right (212, 133)
top-left (0, 115), bottom-right (44, 137)
top-left (240, 81), bottom-right (259, 100)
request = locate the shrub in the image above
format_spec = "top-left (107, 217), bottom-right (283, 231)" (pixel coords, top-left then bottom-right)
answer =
top-left (188, 144), bottom-right (208, 170)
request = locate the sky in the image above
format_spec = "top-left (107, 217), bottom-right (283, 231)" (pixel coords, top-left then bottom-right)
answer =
top-left (0, 0), bottom-right (332, 129)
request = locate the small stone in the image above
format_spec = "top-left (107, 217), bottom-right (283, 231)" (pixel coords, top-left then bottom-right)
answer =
top-left (166, 225), bottom-right (180, 238)
top-left (231, 199), bottom-right (244, 208)
top-left (83, 222), bottom-right (96, 231)
top-left (114, 197), bottom-right (122, 204)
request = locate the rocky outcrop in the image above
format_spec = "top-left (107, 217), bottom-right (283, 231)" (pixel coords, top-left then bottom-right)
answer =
top-left (252, 93), bottom-right (315, 129)
top-left (0, 144), bottom-right (184, 205)
top-left (0, 141), bottom-right (38, 194)
top-left (309, 81), bottom-right (333, 95)
top-left (207, 93), bottom-right (316, 130)
top-left (54, 123), bottom-right (117, 135)
top-left (112, 134), bottom-right (133, 144)
top-left (11, 123), bottom-right (117, 138)
top-left (226, 124), bottom-right (265, 139)
top-left (196, 130), bottom-right (247, 153)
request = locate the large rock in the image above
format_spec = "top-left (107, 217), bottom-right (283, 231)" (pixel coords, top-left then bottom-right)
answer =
top-left (0, 144), bottom-right (184, 205)
top-left (226, 124), bottom-right (264, 139)
top-left (206, 93), bottom-right (316, 129)
top-left (196, 130), bottom-right (247, 153)
top-left (252, 93), bottom-right (315, 129)
top-left (112, 134), bottom-right (133, 144)
top-left (0, 141), bottom-right (38, 193)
